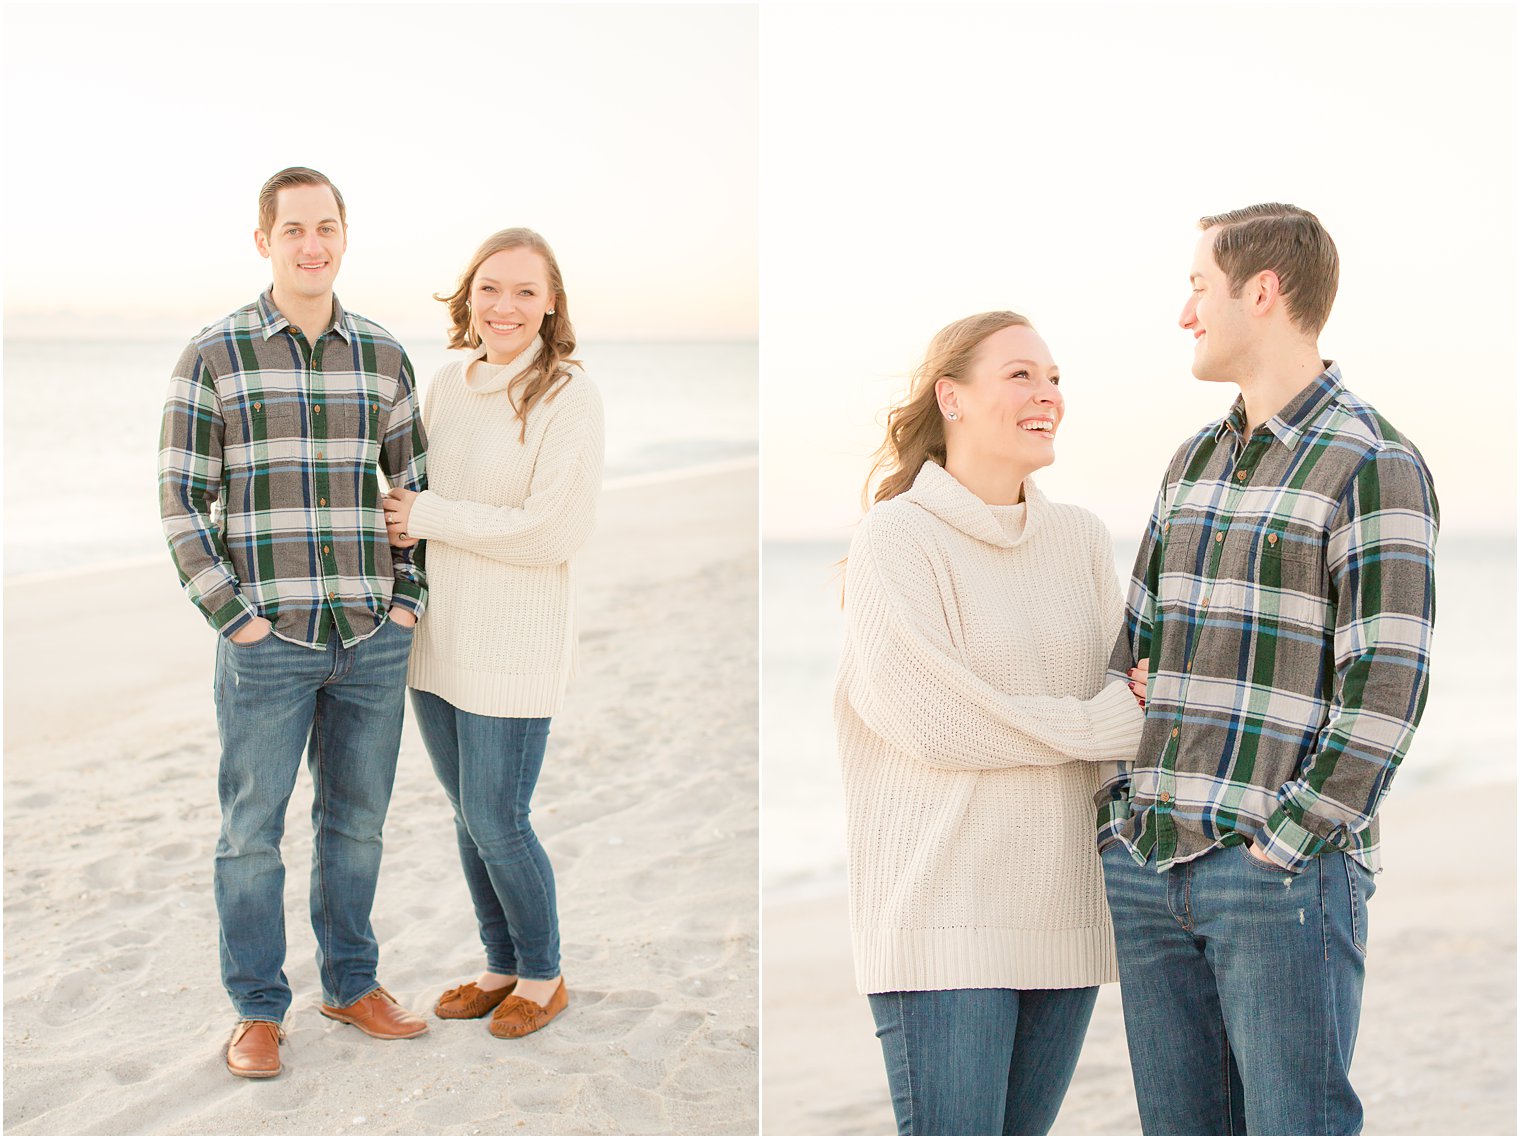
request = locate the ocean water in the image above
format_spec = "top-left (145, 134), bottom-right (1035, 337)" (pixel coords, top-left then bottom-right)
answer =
top-left (761, 533), bottom-right (1518, 899)
top-left (2, 336), bottom-right (756, 576)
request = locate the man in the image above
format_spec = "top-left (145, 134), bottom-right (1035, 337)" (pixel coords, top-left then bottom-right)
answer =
top-left (158, 167), bottom-right (430, 1079)
top-left (1097, 204), bottom-right (1438, 1135)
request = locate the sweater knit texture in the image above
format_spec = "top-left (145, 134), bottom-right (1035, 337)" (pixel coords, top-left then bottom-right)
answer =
top-left (405, 339), bottom-right (604, 717)
top-left (834, 461), bottom-right (1144, 994)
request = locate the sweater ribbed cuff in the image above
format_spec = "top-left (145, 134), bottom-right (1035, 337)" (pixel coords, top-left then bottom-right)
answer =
top-left (405, 490), bottom-right (449, 543)
top-left (1082, 679), bottom-right (1146, 760)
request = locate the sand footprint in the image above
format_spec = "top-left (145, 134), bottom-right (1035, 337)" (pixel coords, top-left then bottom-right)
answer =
top-left (146, 840), bottom-right (196, 862)
top-left (39, 969), bottom-right (104, 1027)
top-left (106, 1058), bottom-right (155, 1086)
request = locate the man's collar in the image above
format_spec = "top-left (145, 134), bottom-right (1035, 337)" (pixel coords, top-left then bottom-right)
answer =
top-left (256, 287), bottom-right (353, 343)
top-left (1214, 361), bottom-right (1343, 448)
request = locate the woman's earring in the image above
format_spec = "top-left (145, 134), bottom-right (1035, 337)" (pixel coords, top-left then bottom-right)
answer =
top-left (945, 411), bottom-right (958, 421)
top-left (546, 309), bottom-right (556, 315)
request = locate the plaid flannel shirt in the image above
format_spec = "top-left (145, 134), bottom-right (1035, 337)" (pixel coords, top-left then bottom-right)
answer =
top-left (1097, 364), bottom-right (1438, 874)
top-left (158, 289), bottom-right (428, 648)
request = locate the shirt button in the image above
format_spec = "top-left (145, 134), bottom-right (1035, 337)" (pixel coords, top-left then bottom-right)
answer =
top-left (314, 404), bottom-right (321, 414)
top-left (1215, 532), bottom-right (1224, 543)
top-left (1236, 469), bottom-right (1248, 480)
top-left (328, 591), bottom-right (336, 600)
top-left (1200, 597), bottom-right (1209, 607)
top-left (1164, 521), bottom-right (1171, 534)
top-left (1267, 533), bottom-right (1279, 545)
top-left (322, 545), bottom-right (330, 555)
top-left (1171, 727), bottom-right (1180, 738)
top-left (253, 401), bottom-right (262, 411)
top-left (316, 451), bottom-right (325, 459)
top-left (1160, 792), bottom-right (1173, 804)
top-left (319, 497), bottom-right (327, 507)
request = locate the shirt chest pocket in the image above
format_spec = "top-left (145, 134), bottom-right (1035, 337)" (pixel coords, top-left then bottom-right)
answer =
top-left (319, 390), bottom-right (383, 452)
top-left (241, 395), bottom-right (302, 444)
top-left (1255, 522), bottom-right (1326, 599)
top-left (1159, 516), bottom-right (1216, 579)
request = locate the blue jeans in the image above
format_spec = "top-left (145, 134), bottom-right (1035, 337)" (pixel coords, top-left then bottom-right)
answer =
top-left (867, 986), bottom-right (1098, 1136)
top-left (212, 620), bottom-right (412, 1023)
top-left (409, 689), bottom-right (559, 980)
top-left (1101, 842), bottom-right (1376, 1135)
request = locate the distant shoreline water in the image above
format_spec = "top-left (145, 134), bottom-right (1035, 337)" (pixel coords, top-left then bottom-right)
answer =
top-left (3, 457), bottom-right (757, 588)
top-left (3, 338), bottom-right (756, 578)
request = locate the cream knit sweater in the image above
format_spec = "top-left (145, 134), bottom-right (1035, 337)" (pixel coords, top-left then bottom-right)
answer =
top-left (405, 339), bottom-right (604, 717)
top-left (834, 461), bottom-right (1144, 993)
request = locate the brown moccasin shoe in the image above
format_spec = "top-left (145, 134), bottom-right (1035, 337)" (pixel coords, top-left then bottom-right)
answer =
top-left (489, 979), bottom-right (569, 1038)
top-left (226, 1020), bottom-right (283, 1078)
top-left (319, 985), bottom-right (429, 1039)
top-left (435, 980), bottom-right (516, 1020)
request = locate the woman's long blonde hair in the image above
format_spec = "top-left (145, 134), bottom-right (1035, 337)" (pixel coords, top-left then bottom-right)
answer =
top-left (435, 228), bottom-right (582, 441)
top-left (864, 310), bottom-right (1033, 505)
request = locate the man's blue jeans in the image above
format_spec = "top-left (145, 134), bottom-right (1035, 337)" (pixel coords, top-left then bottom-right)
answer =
top-left (212, 620), bottom-right (412, 1023)
top-left (867, 985), bottom-right (1099, 1136)
top-left (409, 689), bottom-right (559, 981)
top-left (1100, 841), bottom-right (1376, 1135)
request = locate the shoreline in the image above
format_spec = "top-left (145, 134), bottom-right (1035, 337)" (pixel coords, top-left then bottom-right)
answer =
top-left (1, 455), bottom-right (758, 588)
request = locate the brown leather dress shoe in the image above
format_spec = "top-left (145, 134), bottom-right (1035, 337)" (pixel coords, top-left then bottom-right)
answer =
top-left (319, 985), bottom-right (429, 1039)
top-left (489, 979), bottom-right (569, 1038)
top-left (226, 1020), bottom-right (283, 1078)
top-left (435, 980), bottom-right (516, 1019)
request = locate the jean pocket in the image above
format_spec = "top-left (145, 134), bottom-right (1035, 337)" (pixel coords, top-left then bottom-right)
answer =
top-left (1239, 843), bottom-right (1299, 876)
top-left (229, 627), bottom-right (277, 648)
top-left (1345, 856), bottom-right (1372, 955)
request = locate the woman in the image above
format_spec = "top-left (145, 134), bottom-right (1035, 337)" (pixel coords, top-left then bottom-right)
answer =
top-left (834, 311), bottom-right (1146, 1135)
top-left (382, 228), bottom-right (603, 1039)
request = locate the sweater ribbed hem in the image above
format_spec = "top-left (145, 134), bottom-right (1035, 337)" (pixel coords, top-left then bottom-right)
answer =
top-left (408, 650), bottom-right (566, 718)
top-left (853, 923), bottom-right (1119, 994)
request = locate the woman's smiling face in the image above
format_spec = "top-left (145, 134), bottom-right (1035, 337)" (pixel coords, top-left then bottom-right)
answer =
top-left (471, 246), bottom-right (555, 364)
top-left (945, 323), bottom-right (1065, 472)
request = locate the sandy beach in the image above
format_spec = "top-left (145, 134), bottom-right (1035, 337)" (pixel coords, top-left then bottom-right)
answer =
top-left (762, 779), bottom-right (1517, 1136)
top-left (3, 461), bottom-right (759, 1136)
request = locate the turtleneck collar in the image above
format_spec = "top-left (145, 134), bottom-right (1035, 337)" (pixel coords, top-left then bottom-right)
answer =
top-left (901, 459), bottom-right (1043, 549)
top-left (463, 335), bottom-right (544, 394)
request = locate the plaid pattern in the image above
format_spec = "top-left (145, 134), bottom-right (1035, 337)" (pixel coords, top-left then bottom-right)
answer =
top-left (158, 289), bottom-right (427, 648)
top-left (1097, 364), bottom-right (1438, 874)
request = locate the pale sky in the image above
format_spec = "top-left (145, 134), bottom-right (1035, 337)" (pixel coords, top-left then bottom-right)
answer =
top-left (2, 3), bottom-right (758, 341)
top-left (760, 2), bottom-right (1517, 541)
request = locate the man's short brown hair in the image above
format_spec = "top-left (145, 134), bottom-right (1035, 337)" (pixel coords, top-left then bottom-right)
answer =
top-left (257, 166), bottom-right (346, 236)
top-left (1199, 203), bottom-right (1339, 336)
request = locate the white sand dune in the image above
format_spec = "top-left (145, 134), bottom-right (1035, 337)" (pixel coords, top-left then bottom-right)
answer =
top-left (762, 780), bottom-right (1517, 1136)
top-left (3, 464), bottom-right (759, 1136)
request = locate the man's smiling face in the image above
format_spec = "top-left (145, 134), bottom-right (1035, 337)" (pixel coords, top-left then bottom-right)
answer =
top-left (255, 183), bottom-right (347, 309)
top-left (1180, 227), bottom-right (1254, 384)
